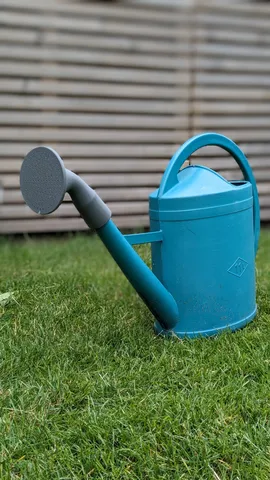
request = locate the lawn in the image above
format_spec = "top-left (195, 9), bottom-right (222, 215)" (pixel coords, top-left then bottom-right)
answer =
top-left (0, 230), bottom-right (270, 480)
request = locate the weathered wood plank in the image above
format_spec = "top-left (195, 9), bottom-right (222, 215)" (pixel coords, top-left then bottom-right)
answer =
top-left (257, 184), bottom-right (270, 196)
top-left (196, 58), bottom-right (270, 74)
top-left (191, 157), bottom-right (270, 171)
top-left (43, 31), bottom-right (187, 54)
top-left (0, 143), bottom-right (178, 159)
top-left (0, 45), bottom-right (189, 71)
top-left (258, 209), bottom-right (270, 221)
top-left (195, 27), bottom-right (270, 47)
top-left (196, 12), bottom-right (270, 31)
top-left (197, 2), bottom-right (270, 17)
top-left (189, 167), bottom-right (270, 182)
top-left (193, 117), bottom-right (270, 128)
top-left (1, 201), bottom-right (149, 219)
top-left (0, 95), bottom-right (188, 114)
top-left (0, 28), bottom-right (38, 45)
top-left (194, 101), bottom-right (270, 114)
top-left (0, 79), bottom-right (182, 99)
top-left (0, 215), bottom-right (150, 234)
top-left (194, 87), bottom-right (270, 101)
top-left (1, 62), bottom-right (185, 85)
top-left (195, 43), bottom-right (270, 60)
top-left (0, 112), bottom-right (186, 129)
top-left (0, 129), bottom-right (178, 144)
top-left (0, 0), bottom-right (180, 23)
top-left (196, 73), bottom-right (270, 88)
top-left (0, 158), bottom-right (170, 173)
top-left (0, 28), bottom-right (185, 54)
top-left (259, 196), bottom-right (270, 208)
top-left (0, 11), bottom-right (181, 39)
top-left (192, 130), bottom-right (270, 142)
top-left (191, 145), bottom-right (270, 158)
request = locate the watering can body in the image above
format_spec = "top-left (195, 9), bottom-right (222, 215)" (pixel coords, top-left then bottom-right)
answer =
top-left (147, 133), bottom-right (260, 337)
top-left (150, 170), bottom-right (256, 337)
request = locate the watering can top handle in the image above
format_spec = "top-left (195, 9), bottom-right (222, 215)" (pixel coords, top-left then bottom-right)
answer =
top-left (158, 132), bottom-right (260, 254)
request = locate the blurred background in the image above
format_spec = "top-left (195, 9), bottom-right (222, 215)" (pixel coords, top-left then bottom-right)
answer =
top-left (0, 0), bottom-right (269, 235)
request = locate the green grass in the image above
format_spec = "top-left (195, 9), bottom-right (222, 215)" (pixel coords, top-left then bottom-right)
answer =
top-left (0, 230), bottom-right (270, 480)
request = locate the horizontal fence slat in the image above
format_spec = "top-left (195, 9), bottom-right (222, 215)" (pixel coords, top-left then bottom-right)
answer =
top-left (194, 87), bottom-right (270, 101)
top-left (194, 101), bottom-right (270, 114)
top-left (195, 27), bottom-right (270, 47)
top-left (1, 201), bottom-right (149, 220)
top-left (0, 28), bottom-right (185, 55)
top-left (190, 144), bottom-right (270, 158)
top-left (0, 112), bottom-right (186, 129)
top-left (0, 45), bottom-right (188, 71)
top-left (0, 143), bottom-right (179, 159)
top-left (0, 216), bottom-right (150, 234)
top-left (0, 95), bottom-right (187, 114)
top-left (1, 61), bottom-right (185, 85)
top-left (196, 12), bottom-right (270, 32)
top-left (0, 79), bottom-right (182, 99)
top-left (207, 169), bottom-right (250, 181)
top-left (43, 31), bottom-right (186, 54)
top-left (0, 0), bottom-right (181, 24)
top-left (0, 129), bottom-right (180, 144)
top-left (196, 58), bottom-right (270, 74)
top-left (0, 158), bottom-right (171, 174)
top-left (196, 73), bottom-right (270, 88)
top-left (190, 157), bottom-right (270, 171)
top-left (191, 130), bottom-right (270, 142)
top-left (195, 43), bottom-right (270, 60)
top-left (193, 117), bottom-right (270, 128)
top-left (197, 2), bottom-right (270, 17)
top-left (0, 11), bottom-right (182, 39)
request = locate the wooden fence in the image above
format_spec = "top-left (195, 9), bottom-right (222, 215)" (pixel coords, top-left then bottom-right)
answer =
top-left (191, 2), bottom-right (270, 222)
top-left (0, 0), bottom-right (269, 234)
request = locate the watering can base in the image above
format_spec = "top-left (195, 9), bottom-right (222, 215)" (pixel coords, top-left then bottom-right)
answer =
top-left (154, 306), bottom-right (257, 339)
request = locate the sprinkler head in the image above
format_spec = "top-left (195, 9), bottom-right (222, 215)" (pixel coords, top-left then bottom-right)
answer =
top-left (20, 146), bottom-right (67, 215)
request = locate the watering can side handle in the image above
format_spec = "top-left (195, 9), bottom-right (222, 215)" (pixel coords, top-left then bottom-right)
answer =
top-left (158, 132), bottom-right (260, 254)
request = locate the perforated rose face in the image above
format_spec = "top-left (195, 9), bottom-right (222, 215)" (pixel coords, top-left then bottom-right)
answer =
top-left (20, 147), bottom-right (67, 215)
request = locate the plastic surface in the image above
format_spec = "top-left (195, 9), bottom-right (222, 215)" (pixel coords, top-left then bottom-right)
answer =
top-left (124, 230), bottom-right (163, 245)
top-left (20, 146), bottom-right (178, 331)
top-left (20, 146), bottom-right (111, 229)
top-left (20, 147), bottom-right (67, 215)
top-left (150, 166), bottom-right (253, 220)
top-left (150, 133), bottom-right (259, 338)
top-left (97, 220), bottom-right (179, 330)
top-left (66, 170), bottom-right (111, 229)
top-left (158, 132), bottom-right (260, 253)
top-left (20, 134), bottom-right (260, 340)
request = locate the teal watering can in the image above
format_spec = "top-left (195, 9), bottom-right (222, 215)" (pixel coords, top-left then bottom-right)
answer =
top-left (20, 133), bottom-right (260, 338)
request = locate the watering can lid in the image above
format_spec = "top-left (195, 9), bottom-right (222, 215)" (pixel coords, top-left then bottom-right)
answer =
top-left (149, 165), bottom-right (253, 217)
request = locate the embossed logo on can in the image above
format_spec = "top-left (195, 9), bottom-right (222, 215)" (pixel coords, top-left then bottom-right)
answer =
top-left (228, 257), bottom-right (248, 277)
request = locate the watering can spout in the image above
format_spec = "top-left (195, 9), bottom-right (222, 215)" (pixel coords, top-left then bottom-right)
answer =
top-left (20, 146), bottom-right (179, 331)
